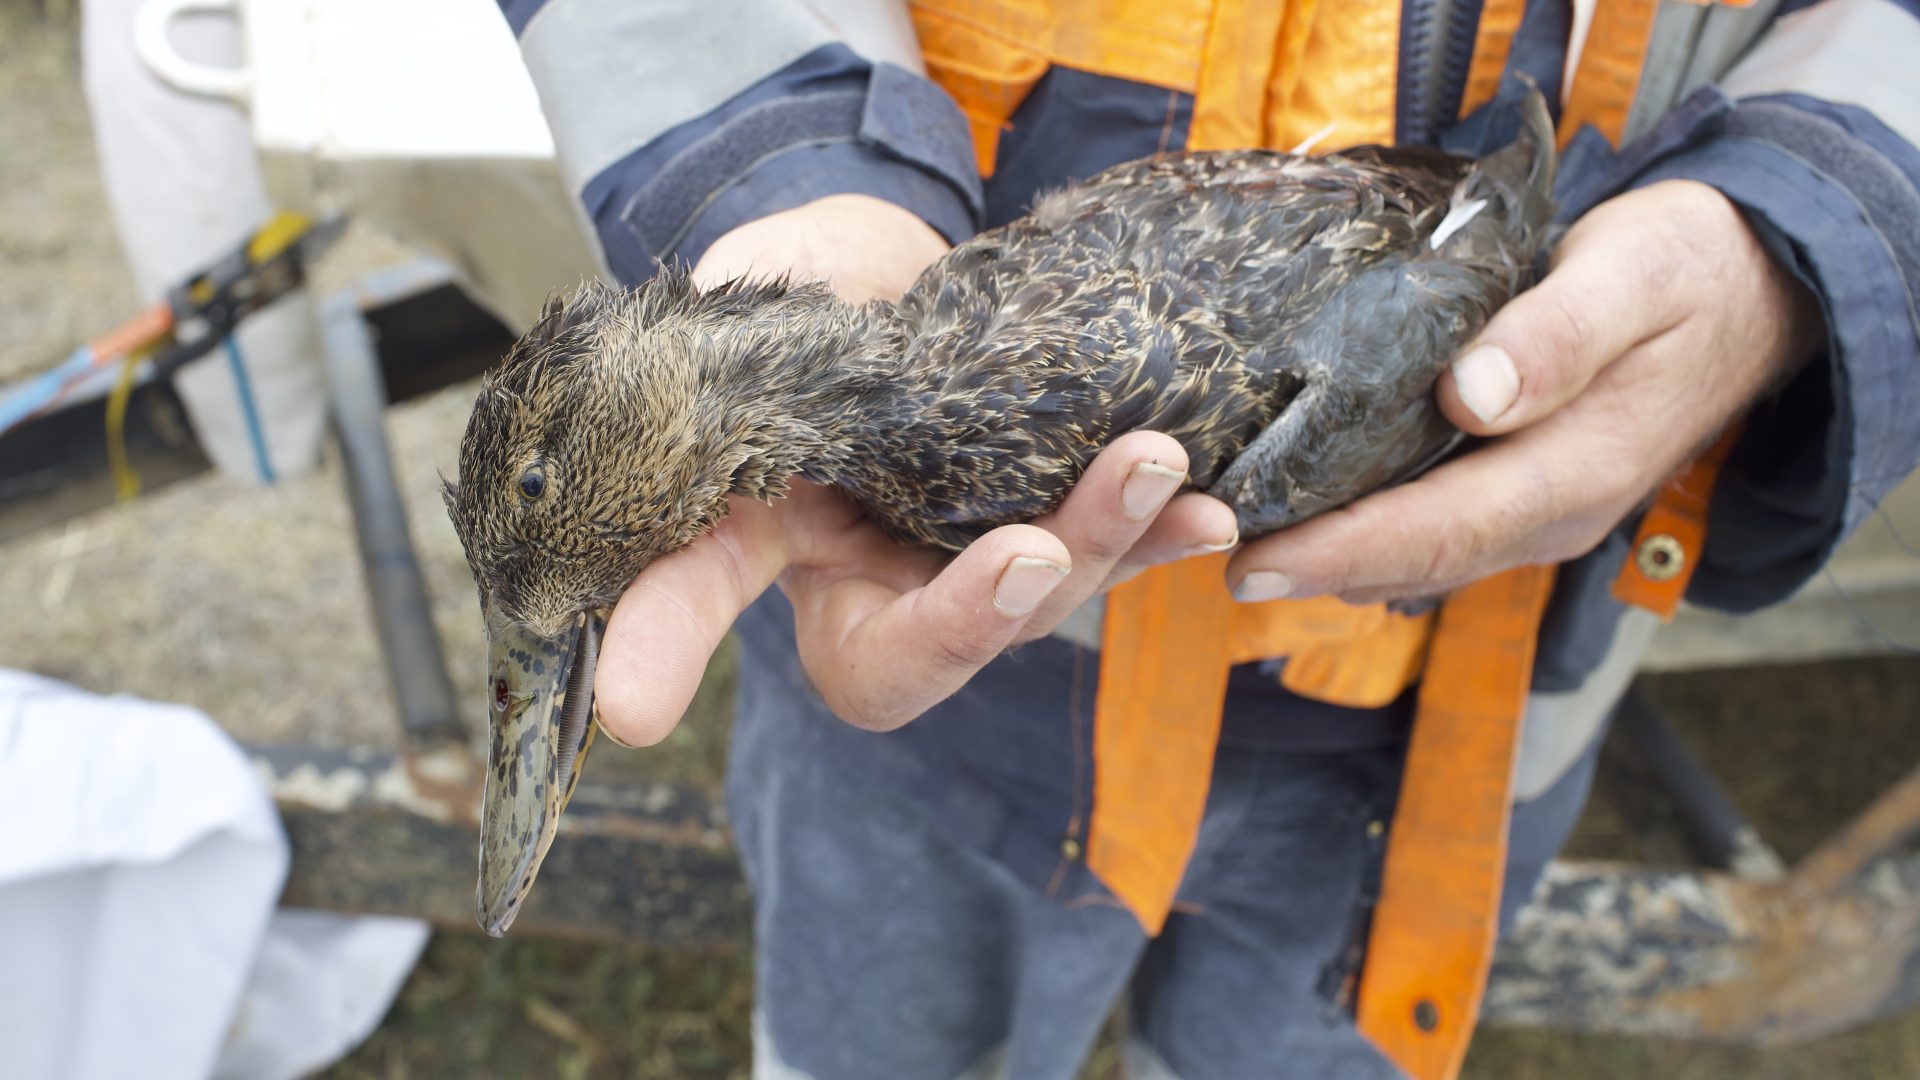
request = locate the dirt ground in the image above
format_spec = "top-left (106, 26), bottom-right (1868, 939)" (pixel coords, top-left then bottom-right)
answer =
top-left (5, 7), bottom-right (1919, 1078)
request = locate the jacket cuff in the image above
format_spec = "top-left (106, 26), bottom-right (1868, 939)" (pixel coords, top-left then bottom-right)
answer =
top-left (578, 44), bottom-right (983, 285)
top-left (1597, 90), bottom-right (1920, 612)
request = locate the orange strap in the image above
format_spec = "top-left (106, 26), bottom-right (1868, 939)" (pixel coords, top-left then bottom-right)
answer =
top-left (1457, 0), bottom-right (1524, 120)
top-left (1090, 563), bottom-right (1437, 934)
top-left (1557, 0), bottom-right (1661, 147)
top-left (1089, 555), bottom-right (1237, 933)
top-left (1354, 564), bottom-right (1556, 1080)
top-left (1611, 425), bottom-right (1741, 618)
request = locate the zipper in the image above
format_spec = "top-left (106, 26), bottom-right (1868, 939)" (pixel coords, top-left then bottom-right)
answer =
top-left (1396, 0), bottom-right (1486, 146)
top-left (1316, 811), bottom-right (1392, 1022)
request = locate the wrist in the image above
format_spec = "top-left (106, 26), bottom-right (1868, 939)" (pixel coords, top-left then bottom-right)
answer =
top-left (1664, 180), bottom-right (1824, 379)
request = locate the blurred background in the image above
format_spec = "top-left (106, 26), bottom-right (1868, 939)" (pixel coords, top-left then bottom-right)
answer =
top-left (3, 1), bottom-right (1919, 1076)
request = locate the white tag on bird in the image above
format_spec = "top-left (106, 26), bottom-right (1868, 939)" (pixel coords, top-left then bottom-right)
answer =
top-left (1429, 197), bottom-right (1489, 250)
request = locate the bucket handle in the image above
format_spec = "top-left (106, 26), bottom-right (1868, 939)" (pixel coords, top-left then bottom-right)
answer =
top-left (134, 0), bottom-right (250, 106)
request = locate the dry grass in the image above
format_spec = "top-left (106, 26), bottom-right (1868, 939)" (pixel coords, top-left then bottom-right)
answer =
top-left (0, 6), bottom-right (137, 383)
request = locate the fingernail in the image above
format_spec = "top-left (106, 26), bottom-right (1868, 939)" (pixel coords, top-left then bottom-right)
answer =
top-left (1452, 344), bottom-right (1520, 425)
top-left (1233, 571), bottom-right (1293, 603)
top-left (1123, 461), bottom-right (1187, 520)
top-left (994, 556), bottom-right (1069, 616)
top-left (1181, 529), bottom-right (1240, 558)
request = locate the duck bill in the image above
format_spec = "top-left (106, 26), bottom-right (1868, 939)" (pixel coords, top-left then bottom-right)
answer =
top-left (476, 604), bottom-right (604, 936)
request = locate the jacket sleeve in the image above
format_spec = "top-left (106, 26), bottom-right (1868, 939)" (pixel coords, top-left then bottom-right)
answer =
top-left (499, 0), bottom-right (983, 285)
top-left (1580, 0), bottom-right (1920, 612)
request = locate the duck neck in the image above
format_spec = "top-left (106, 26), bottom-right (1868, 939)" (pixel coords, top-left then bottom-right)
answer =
top-left (672, 281), bottom-right (915, 501)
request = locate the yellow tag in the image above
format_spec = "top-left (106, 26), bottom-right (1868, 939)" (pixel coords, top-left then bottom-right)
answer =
top-left (245, 211), bottom-right (313, 264)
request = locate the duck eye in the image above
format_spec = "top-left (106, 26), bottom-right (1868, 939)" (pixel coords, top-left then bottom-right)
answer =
top-left (518, 469), bottom-right (546, 501)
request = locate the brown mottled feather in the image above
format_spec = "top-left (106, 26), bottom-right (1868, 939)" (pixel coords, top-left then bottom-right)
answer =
top-left (448, 92), bottom-right (1557, 635)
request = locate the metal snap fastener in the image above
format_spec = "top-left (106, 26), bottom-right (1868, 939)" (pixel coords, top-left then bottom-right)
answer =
top-left (1636, 533), bottom-right (1685, 582)
top-left (1413, 999), bottom-right (1440, 1033)
top-left (1061, 837), bottom-right (1083, 861)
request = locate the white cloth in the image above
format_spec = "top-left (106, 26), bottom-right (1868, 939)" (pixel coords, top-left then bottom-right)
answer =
top-left (0, 670), bottom-right (428, 1080)
top-left (213, 910), bottom-right (430, 1080)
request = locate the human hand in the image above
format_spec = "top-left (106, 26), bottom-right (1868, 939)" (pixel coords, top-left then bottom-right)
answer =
top-left (592, 195), bottom-right (1238, 744)
top-left (1228, 180), bottom-right (1823, 606)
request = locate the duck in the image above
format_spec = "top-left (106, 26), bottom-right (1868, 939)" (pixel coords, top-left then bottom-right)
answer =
top-left (446, 89), bottom-right (1557, 935)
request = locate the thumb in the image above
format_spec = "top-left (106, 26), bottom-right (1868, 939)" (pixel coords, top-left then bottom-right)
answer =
top-left (1436, 230), bottom-right (1673, 436)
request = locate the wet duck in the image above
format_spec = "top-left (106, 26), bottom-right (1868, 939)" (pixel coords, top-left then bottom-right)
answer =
top-left (446, 91), bottom-right (1557, 934)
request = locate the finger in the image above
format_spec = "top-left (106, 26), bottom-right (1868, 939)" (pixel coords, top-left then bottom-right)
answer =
top-left (1225, 420), bottom-right (1622, 603)
top-left (594, 501), bottom-right (788, 748)
top-left (1096, 491), bottom-right (1240, 592)
top-left (790, 524), bottom-right (1071, 730)
top-left (1015, 432), bottom-right (1195, 637)
top-left (1437, 213), bottom-right (1681, 437)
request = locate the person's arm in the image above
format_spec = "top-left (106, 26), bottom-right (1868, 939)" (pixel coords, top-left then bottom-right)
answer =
top-left (500, 2), bottom-right (1234, 742)
top-left (1229, 0), bottom-right (1920, 609)
top-left (503, 0), bottom-right (982, 281)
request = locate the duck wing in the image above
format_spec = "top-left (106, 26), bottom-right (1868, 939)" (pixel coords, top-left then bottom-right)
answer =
top-left (1208, 89), bottom-right (1558, 534)
top-left (880, 90), bottom-right (1556, 546)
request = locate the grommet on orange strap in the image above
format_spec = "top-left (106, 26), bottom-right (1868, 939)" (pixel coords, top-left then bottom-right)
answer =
top-left (1611, 425), bottom-right (1741, 620)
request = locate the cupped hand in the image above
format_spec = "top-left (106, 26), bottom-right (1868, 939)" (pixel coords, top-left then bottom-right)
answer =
top-left (592, 195), bottom-right (1237, 746)
top-left (1228, 180), bottom-right (1823, 607)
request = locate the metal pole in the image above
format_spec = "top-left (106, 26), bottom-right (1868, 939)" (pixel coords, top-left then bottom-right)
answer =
top-left (1616, 690), bottom-right (1784, 882)
top-left (322, 293), bottom-right (466, 750)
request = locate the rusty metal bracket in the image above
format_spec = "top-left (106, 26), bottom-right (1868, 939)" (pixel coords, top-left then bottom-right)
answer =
top-left (1489, 757), bottom-right (1920, 1042)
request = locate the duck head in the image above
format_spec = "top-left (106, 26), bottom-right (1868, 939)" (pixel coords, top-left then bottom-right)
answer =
top-left (445, 271), bottom-right (876, 933)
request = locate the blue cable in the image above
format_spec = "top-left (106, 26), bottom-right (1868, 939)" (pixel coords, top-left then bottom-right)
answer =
top-left (222, 336), bottom-right (277, 484)
top-left (0, 346), bottom-right (96, 435)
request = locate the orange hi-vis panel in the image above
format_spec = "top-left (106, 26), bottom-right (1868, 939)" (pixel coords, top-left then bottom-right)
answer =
top-left (910, 0), bottom-right (1406, 173)
top-left (909, 3), bottom-right (1726, 1078)
top-left (1460, 0), bottom-right (1526, 119)
top-left (1559, 0), bottom-right (1664, 146)
top-left (1555, 0), bottom-right (1764, 148)
top-left (1090, 556), bottom-right (1237, 932)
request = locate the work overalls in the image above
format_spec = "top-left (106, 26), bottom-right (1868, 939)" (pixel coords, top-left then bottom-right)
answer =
top-left (729, 3), bottom-right (1746, 1077)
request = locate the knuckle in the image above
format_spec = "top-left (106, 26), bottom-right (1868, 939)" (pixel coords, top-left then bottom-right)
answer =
top-left (932, 628), bottom-right (1003, 672)
top-left (823, 683), bottom-right (905, 733)
top-left (1417, 523), bottom-right (1465, 584)
top-left (1533, 288), bottom-right (1596, 376)
top-left (1075, 528), bottom-right (1137, 565)
top-left (1426, 483), bottom-right (1539, 584)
